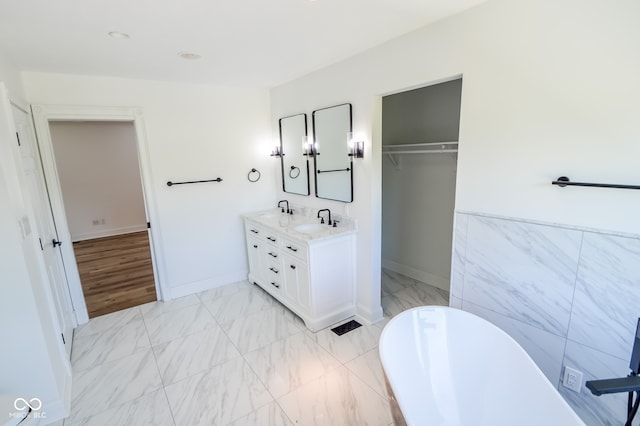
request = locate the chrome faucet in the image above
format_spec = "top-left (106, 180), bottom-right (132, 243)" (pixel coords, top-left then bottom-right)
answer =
top-left (278, 200), bottom-right (290, 214)
top-left (317, 209), bottom-right (332, 225)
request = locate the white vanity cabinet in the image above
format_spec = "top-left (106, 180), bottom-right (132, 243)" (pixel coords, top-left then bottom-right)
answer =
top-left (243, 214), bottom-right (356, 332)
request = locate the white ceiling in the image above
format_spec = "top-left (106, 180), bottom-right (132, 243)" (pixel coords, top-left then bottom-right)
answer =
top-left (0, 0), bottom-right (485, 88)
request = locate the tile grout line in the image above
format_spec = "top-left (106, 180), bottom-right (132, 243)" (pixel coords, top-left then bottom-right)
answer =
top-left (66, 307), bottom-right (160, 425)
top-left (140, 303), bottom-right (179, 426)
top-left (201, 288), bottom-right (281, 425)
top-left (558, 231), bottom-right (585, 390)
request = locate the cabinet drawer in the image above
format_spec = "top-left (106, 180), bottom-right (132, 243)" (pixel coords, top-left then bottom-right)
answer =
top-left (245, 222), bottom-right (263, 238)
top-left (267, 279), bottom-right (282, 292)
top-left (266, 261), bottom-right (282, 278)
top-left (265, 249), bottom-right (279, 260)
top-left (281, 237), bottom-right (307, 261)
top-left (264, 233), bottom-right (279, 245)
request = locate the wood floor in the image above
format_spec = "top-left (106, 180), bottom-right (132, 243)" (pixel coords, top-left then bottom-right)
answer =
top-left (74, 231), bottom-right (157, 318)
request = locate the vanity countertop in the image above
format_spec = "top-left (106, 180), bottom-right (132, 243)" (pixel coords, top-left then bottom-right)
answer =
top-left (243, 208), bottom-right (356, 242)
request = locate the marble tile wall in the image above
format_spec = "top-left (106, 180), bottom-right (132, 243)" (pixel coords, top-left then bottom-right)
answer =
top-left (450, 212), bottom-right (640, 425)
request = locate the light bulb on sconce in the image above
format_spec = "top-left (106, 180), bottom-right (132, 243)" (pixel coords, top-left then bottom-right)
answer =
top-left (347, 132), bottom-right (364, 159)
top-left (302, 135), bottom-right (316, 156)
top-left (270, 145), bottom-right (282, 157)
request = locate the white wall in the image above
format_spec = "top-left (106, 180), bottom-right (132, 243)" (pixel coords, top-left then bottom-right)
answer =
top-left (23, 73), bottom-right (276, 298)
top-left (0, 50), bottom-right (26, 101)
top-left (49, 121), bottom-right (147, 241)
top-left (382, 153), bottom-right (457, 290)
top-left (270, 0), bottom-right (640, 322)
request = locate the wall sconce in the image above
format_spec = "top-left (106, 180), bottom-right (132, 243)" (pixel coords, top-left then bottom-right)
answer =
top-left (302, 136), bottom-right (317, 156)
top-left (270, 145), bottom-right (282, 157)
top-left (348, 133), bottom-right (364, 159)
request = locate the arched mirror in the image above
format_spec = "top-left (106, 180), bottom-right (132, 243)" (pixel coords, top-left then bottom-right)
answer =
top-left (279, 113), bottom-right (310, 195)
top-left (312, 103), bottom-right (353, 202)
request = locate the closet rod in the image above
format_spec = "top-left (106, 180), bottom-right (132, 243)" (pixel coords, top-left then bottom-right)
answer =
top-left (552, 176), bottom-right (640, 190)
top-left (383, 142), bottom-right (458, 149)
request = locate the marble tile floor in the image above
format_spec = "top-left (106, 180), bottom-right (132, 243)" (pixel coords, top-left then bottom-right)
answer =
top-left (65, 272), bottom-right (448, 426)
top-left (380, 268), bottom-right (450, 320)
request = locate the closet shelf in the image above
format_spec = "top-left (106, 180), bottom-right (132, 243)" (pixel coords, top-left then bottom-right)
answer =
top-left (383, 142), bottom-right (458, 168)
top-left (382, 141), bottom-right (458, 154)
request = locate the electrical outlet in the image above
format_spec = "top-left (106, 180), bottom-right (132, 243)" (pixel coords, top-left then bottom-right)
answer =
top-left (92, 219), bottom-right (100, 226)
top-left (100, 219), bottom-right (106, 225)
top-left (563, 366), bottom-right (584, 392)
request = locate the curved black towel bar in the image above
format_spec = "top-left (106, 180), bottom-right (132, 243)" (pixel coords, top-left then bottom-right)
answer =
top-left (167, 178), bottom-right (222, 186)
top-left (552, 176), bottom-right (640, 190)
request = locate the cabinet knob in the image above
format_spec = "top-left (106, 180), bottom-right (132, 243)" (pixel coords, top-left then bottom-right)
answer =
top-left (251, 229), bottom-right (259, 234)
top-left (290, 265), bottom-right (296, 270)
top-left (286, 245), bottom-right (298, 252)
top-left (271, 282), bottom-right (280, 289)
top-left (253, 244), bottom-right (258, 248)
top-left (268, 252), bottom-right (278, 258)
top-left (269, 267), bottom-right (279, 274)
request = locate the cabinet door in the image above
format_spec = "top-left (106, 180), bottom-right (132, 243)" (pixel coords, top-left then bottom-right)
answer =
top-left (283, 253), bottom-right (310, 313)
top-left (247, 236), bottom-right (266, 284)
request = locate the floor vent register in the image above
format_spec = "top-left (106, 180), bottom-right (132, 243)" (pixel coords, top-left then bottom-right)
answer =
top-left (331, 320), bottom-right (362, 336)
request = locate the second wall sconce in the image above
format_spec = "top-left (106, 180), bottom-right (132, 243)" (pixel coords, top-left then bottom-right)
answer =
top-left (348, 133), bottom-right (364, 159)
top-left (302, 136), bottom-right (316, 156)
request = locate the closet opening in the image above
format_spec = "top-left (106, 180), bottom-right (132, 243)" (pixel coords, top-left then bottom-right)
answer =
top-left (380, 77), bottom-right (462, 317)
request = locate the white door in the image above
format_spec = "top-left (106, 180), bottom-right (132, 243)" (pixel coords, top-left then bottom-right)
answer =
top-left (12, 103), bottom-right (76, 359)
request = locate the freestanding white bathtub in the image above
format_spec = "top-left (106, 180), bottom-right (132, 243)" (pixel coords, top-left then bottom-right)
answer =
top-left (379, 306), bottom-right (585, 426)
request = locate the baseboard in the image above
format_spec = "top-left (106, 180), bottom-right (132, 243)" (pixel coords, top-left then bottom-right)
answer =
top-left (166, 270), bottom-right (248, 300)
top-left (71, 225), bottom-right (148, 242)
top-left (356, 302), bottom-right (384, 325)
top-left (38, 394), bottom-right (67, 425)
top-left (382, 259), bottom-right (450, 292)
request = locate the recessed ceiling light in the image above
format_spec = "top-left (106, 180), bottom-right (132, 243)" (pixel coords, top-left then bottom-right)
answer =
top-left (178, 52), bottom-right (202, 60)
top-left (108, 31), bottom-right (130, 39)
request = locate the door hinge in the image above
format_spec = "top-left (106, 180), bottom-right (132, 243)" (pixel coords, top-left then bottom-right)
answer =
top-left (61, 333), bottom-right (65, 345)
top-left (16, 132), bottom-right (21, 146)
top-left (147, 222), bottom-right (151, 229)
top-left (38, 237), bottom-right (44, 251)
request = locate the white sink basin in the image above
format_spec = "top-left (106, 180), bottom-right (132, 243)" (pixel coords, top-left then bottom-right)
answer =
top-left (293, 223), bottom-right (326, 234)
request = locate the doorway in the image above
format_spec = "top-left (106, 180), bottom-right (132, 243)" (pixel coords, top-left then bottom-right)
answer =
top-left (48, 121), bottom-right (156, 318)
top-left (31, 105), bottom-right (164, 324)
top-left (380, 77), bottom-right (462, 317)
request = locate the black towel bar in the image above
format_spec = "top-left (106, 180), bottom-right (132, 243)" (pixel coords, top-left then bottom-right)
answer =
top-left (552, 176), bottom-right (640, 191)
top-left (317, 168), bottom-right (351, 174)
top-left (167, 178), bottom-right (222, 186)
